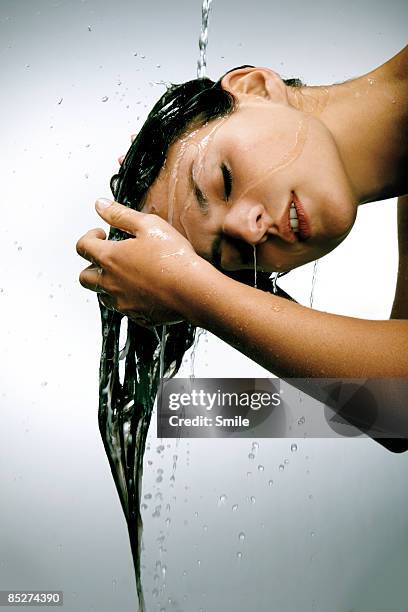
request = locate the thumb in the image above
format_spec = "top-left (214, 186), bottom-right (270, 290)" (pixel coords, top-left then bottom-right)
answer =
top-left (95, 198), bottom-right (144, 234)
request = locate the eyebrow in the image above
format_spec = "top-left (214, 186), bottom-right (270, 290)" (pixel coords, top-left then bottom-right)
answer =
top-left (189, 160), bottom-right (209, 214)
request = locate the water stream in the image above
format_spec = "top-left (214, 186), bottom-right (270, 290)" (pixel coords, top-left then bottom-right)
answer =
top-left (96, 3), bottom-right (214, 611)
top-left (253, 244), bottom-right (257, 288)
top-left (309, 260), bottom-right (318, 308)
top-left (197, 0), bottom-right (213, 78)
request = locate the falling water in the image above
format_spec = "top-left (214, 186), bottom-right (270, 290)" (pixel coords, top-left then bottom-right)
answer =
top-left (96, 4), bottom-right (217, 611)
top-left (197, 0), bottom-right (213, 78)
top-left (309, 260), bottom-right (318, 308)
top-left (253, 245), bottom-right (257, 288)
top-left (159, 324), bottom-right (167, 381)
top-left (271, 272), bottom-right (279, 294)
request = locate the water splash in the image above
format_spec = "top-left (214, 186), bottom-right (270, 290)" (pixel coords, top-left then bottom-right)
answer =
top-left (197, 0), bottom-right (213, 78)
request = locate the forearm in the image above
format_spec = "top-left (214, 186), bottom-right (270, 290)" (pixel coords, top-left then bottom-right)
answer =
top-left (178, 264), bottom-right (408, 377)
top-left (391, 195), bottom-right (408, 319)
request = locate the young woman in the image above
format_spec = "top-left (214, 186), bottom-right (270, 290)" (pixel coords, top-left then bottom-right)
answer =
top-left (76, 47), bottom-right (408, 381)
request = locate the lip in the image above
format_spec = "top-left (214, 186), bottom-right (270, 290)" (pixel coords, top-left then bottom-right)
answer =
top-left (278, 192), bottom-right (311, 243)
top-left (292, 192), bottom-right (311, 241)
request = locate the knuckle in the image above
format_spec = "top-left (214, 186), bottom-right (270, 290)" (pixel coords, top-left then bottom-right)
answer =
top-left (99, 243), bottom-right (115, 270)
top-left (109, 203), bottom-right (128, 227)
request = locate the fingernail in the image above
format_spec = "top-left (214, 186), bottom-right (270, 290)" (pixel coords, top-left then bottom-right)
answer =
top-left (96, 198), bottom-right (112, 210)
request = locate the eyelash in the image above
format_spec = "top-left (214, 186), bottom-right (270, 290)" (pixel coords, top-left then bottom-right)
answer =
top-left (222, 164), bottom-right (233, 200)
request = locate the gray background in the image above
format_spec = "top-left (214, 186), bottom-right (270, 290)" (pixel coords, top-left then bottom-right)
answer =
top-left (1, 0), bottom-right (407, 610)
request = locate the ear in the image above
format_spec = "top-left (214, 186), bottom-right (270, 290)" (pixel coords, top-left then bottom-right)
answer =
top-left (221, 67), bottom-right (289, 104)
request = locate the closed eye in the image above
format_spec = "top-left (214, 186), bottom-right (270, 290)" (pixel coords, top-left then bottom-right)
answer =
top-left (221, 163), bottom-right (233, 201)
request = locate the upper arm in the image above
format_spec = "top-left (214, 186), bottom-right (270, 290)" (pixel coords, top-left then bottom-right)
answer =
top-left (391, 195), bottom-right (408, 319)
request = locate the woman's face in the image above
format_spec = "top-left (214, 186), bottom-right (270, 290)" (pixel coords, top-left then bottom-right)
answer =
top-left (143, 95), bottom-right (357, 273)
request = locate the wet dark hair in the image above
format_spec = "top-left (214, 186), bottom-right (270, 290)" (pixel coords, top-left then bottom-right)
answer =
top-left (97, 68), bottom-right (300, 608)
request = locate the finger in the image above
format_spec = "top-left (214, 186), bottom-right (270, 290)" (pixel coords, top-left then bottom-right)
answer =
top-left (76, 228), bottom-right (108, 265)
top-left (118, 154), bottom-right (125, 165)
top-left (79, 264), bottom-right (106, 292)
top-left (95, 198), bottom-right (146, 235)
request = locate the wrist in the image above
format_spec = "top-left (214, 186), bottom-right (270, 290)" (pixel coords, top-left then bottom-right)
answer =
top-left (172, 257), bottom-right (229, 325)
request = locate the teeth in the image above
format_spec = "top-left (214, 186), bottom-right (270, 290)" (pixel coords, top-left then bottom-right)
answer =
top-left (289, 202), bottom-right (299, 232)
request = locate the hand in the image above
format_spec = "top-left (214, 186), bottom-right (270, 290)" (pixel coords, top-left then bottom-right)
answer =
top-left (76, 199), bottom-right (208, 326)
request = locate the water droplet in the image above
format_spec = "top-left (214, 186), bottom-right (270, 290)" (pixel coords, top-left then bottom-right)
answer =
top-left (236, 551), bottom-right (243, 559)
top-left (238, 532), bottom-right (245, 541)
top-left (268, 479), bottom-right (274, 486)
top-left (246, 471), bottom-right (252, 478)
top-left (203, 524), bottom-right (208, 531)
top-left (218, 494), bottom-right (227, 505)
top-left (41, 381), bottom-right (48, 387)
top-left (250, 496), bottom-right (256, 504)
top-left (311, 530), bottom-right (315, 537)
top-left (298, 416), bottom-right (305, 425)
top-left (101, 96), bottom-right (109, 102)
top-left (279, 464), bottom-right (284, 471)
top-left (87, 25), bottom-right (92, 31)
top-left (112, 579), bottom-right (117, 590)
top-left (232, 504), bottom-right (238, 512)
top-left (197, 559), bottom-right (201, 567)
top-left (248, 453), bottom-right (255, 460)
top-left (252, 442), bottom-right (259, 451)
top-left (291, 443), bottom-right (298, 452)
top-left (165, 518), bottom-right (171, 527)
top-left (258, 464), bottom-right (264, 472)
top-left (17, 246), bottom-right (22, 251)
top-left (284, 459), bottom-right (289, 465)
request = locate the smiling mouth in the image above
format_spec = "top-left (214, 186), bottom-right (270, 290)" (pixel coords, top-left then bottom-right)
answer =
top-left (288, 192), bottom-right (311, 242)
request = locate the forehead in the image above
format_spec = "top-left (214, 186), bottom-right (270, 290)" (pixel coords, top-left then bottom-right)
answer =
top-left (142, 115), bottom-right (231, 217)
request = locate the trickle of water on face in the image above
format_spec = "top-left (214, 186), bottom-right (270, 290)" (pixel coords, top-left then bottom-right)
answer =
top-left (309, 260), bottom-right (318, 308)
top-left (233, 116), bottom-right (310, 202)
top-left (197, 0), bottom-right (213, 78)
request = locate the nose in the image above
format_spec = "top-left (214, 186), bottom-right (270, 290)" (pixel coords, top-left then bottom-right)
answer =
top-left (222, 199), bottom-right (273, 244)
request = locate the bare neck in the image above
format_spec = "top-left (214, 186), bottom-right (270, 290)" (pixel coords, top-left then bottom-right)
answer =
top-left (289, 46), bottom-right (408, 204)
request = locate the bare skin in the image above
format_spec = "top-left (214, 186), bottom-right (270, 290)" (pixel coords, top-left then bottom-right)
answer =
top-left (76, 46), bottom-right (408, 379)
